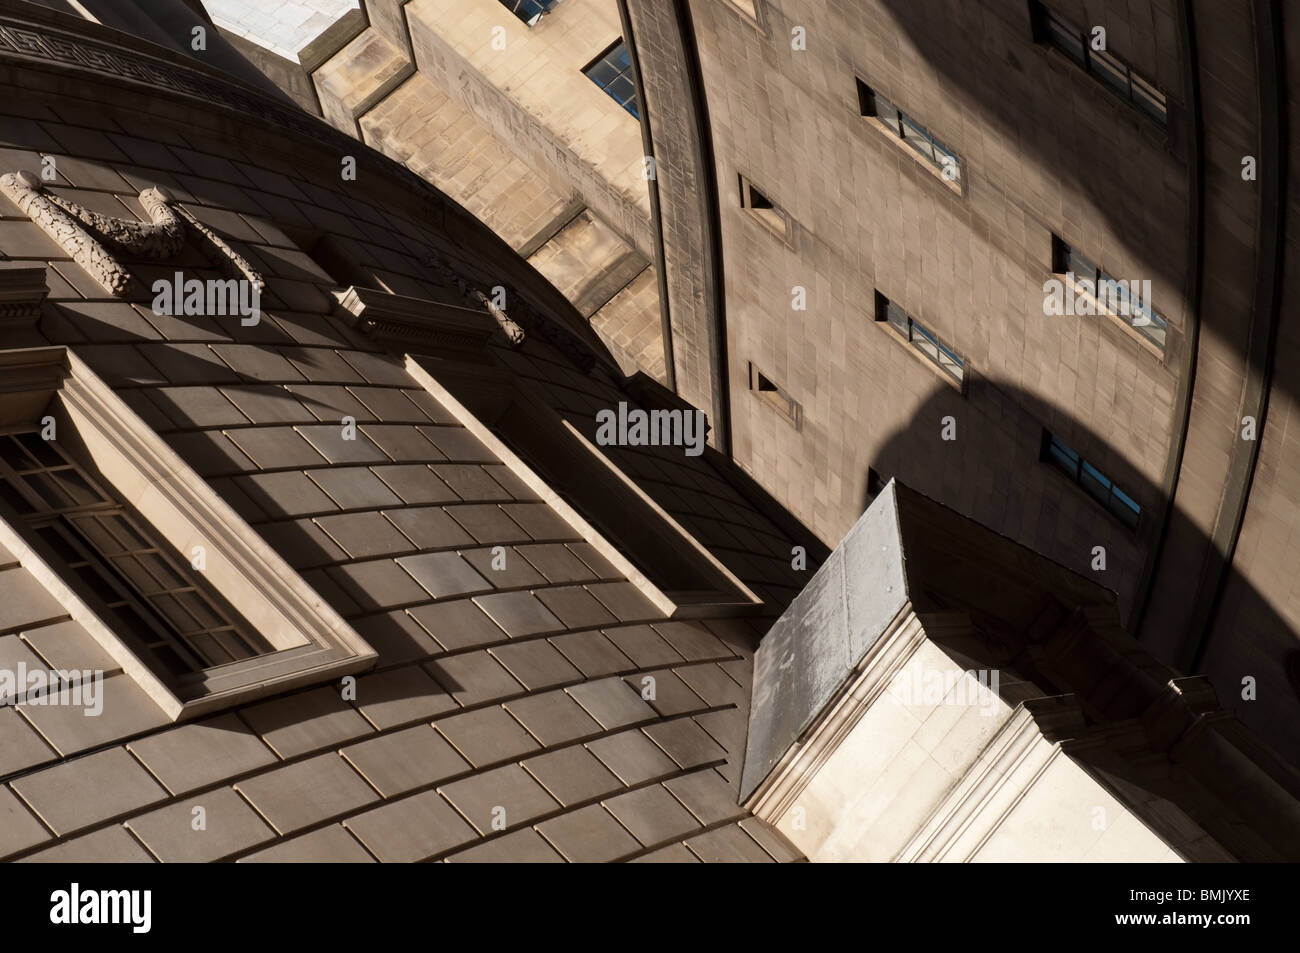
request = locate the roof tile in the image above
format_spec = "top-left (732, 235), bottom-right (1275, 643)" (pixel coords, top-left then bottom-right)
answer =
top-left (18, 673), bottom-right (168, 755)
top-left (491, 639), bottom-right (581, 689)
top-left (424, 650), bottom-right (524, 706)
top-left (435, 706), bottom-right (540, 767)
top-left (124, 786), bottom-right (275, 862)
top-left (19, 825), bottom-right (154, 863)
top-left (396, 551), bottom-right (489, 598)
top-left (586, 729), bottom-right (679, 786)
top-left (0, 707), bottom-right (57, 776)
top-left (239, 686), bottom-right (373, 758)
top-left (238, 824), bottom-right (374, 862)
top-left (126, 712), bottom-right (277, 795)
top-left (642, 718), bottom-right (728, 769)
top-left (685, 823), bottom-right (775, 862)
top-left (522, 745), bottom-right (623, 807)
top-left (443, 827), bottom-right (563, 863)
top-left (473, 590), bottom-right (563, 636)
top-left (504, 690), bottom-right (601, 747)
top-left (234, 753), bottom-right (378, 834)
top-left (405, 599), bottom-right (504, 651)
top-left (567, 677), bottom-right (656, 729)
top-left (0, 786), bottom-right (51, 858)
top-left (663, 770), bottom-right (745, 826)
top-left (438, 764), bottom-right (559, 834)
top-left (341, 724), bottom-right (470, 797)
top-left (11, 747), bottom-right (168, 835)
top-left (353, 665), bottom-right (457, 729)
top-left (550, 631), bottom-right (634, 677)
top-left (602, 785), bottom-right (701, 847)
top-left (537, 804), bottom-right (640, 862)
top-left (344, 789), bottom-right (477, 861)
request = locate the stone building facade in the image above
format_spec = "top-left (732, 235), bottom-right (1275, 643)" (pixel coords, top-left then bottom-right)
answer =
top-left (1, 0), bottom-right (1299, 863)
top-left (216, 0), bottom-right (1300, 764)
top-left (0, 0), bottom-right (814, 862)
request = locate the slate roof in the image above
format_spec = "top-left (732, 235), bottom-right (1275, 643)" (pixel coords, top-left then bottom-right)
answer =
top-left (0, 51), bottom-right (808, 862)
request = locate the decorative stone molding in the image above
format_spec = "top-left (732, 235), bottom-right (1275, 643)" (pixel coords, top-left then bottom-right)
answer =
top-left (892, 698), bottom-right (1087, 863)
top-left (426, 255), bottom-right (525, 346)
top-left (428, 255), bottom-right (604, 373)
top-left (0, 261), bottom-right (48, 332)
top-left (171, 203), bottom-right (266, 295)
top-left (333, 285), bottom-right (495, 362)
top-left (0, 171), bottom-right (264, 298)
top-left (0, 170), bottom-right (134, 296)
top-left (45, 181), bottom-right (185, 258)
top-left (404, 354), bottom-right (763, 620)
top-left (745, 604), bottom-right (928, 821)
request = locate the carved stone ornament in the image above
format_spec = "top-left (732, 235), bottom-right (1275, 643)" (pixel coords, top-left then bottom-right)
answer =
top-left (0, 170), bottom-right (264, 298)
top-left (427, 254), bottom-right (526, 347)
top-left (426, 255), bottom-right (599, 373)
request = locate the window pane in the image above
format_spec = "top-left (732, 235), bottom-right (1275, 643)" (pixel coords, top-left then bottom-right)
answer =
top-left (1066, 247), bottom-right (1098, 282)
top-left (1111, 485), bottom-right (1142, 527)
top-left (70, 516), bottom-right (126, 556)
top-left (587, 60), bottom-right (618, 88)
top-left (900, 116), bottom-right (937, 163)
top-left (878, 102), bottom-right (903, 137)
top-left (49, 468), bottom-right (100, 507)
top-left (1080, 461), bottom-right (1113, 506)
top-left (1090, 50), bottom-right (1132, 98)
top-left (0, 478), bottom-right (37, 514)
top-left (933, 143), bottom-right (961, 183)
top-left (15, 432), bottom-right (63, 469)
top-left (1047, 20), bottom-right (1086, 65)
top-left (885, 301), bottom-right (909, 337)
top-left (607, 75), bottom-right (635, 106)
top-left (1132, 74), bottom-right (1168, 124)
top-left (1047, 439), bottom-right (1079, 476)
top-left (911, 322), bottom-right (941, 362)
top-left (1135, 313), bottom-right (1168, 349)
top-left (0, 436), bottom-right (32, 472)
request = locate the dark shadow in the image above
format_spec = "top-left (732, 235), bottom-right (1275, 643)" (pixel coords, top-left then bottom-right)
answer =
top-left (866, 373), bottom-right (1300, 764)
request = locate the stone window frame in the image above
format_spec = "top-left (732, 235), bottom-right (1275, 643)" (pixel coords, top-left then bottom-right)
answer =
top-left (0, 347), bottom-right (376, 721)
top-left (403, 356), bottom-right (764, 619)
top-left (717, 0), bottom-right (769, 35)
top-left (747, 361), bottom-right (802, 430)
top-left (738, 174), bottom-right (794, 245)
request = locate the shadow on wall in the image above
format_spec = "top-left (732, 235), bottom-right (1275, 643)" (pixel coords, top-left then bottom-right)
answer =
top-left (864, 374), bottom-right (1300, 765)
top-left (863, 0), bottom-right (1297, 745)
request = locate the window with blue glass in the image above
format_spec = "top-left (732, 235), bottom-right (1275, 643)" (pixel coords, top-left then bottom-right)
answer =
top-left (1041, 430), bottom-right (1141, 529)
top-left (1052, 235), bottom-right (1167, 350)
top-left (875, 292), bottom-right (965, 386)
top-left (857, 79), bottom-right (961, 187)
top-left (584, 40), bottom-right (639, 119)
top-left (498, 0), bottom-right (560, 27)
top-left (1029, 1), bottom-right (1167, 126)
